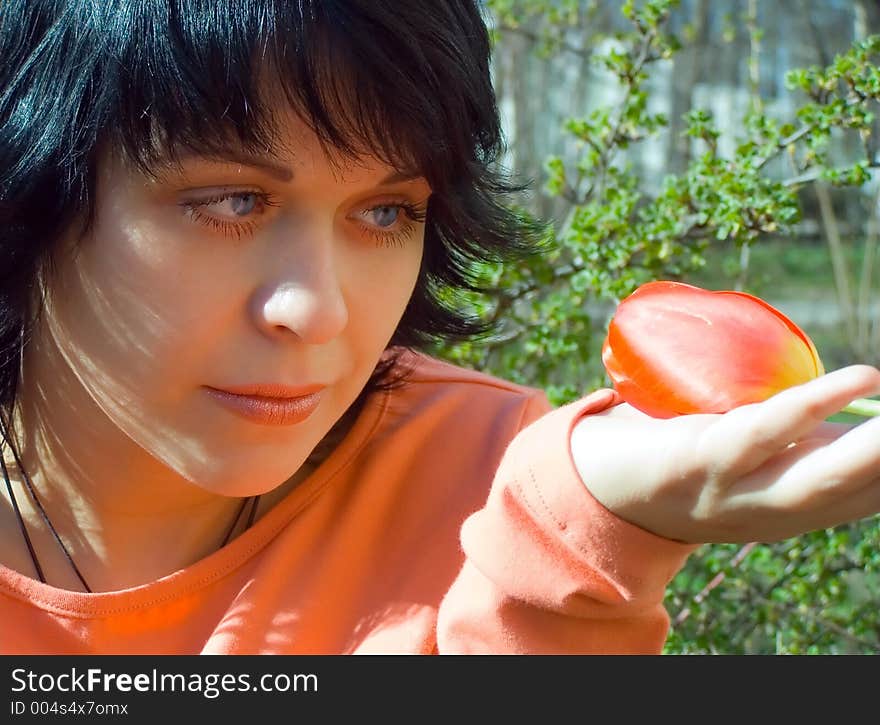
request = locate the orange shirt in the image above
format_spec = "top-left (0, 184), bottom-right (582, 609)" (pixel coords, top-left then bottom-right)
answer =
top-left (0, 351), bottom-right (695, 654)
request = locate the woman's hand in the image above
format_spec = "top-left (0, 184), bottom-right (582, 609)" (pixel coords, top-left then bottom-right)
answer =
top-left (570, 364), bottom-right (880, 543)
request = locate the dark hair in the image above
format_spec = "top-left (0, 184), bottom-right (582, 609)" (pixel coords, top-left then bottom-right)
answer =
top-left (0, 0), bottom-right (547, 438)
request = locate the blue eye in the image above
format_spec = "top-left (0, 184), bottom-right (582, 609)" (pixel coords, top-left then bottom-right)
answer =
top-left (229, 193), bottom-right (258, 216)
top-left (354, 200), bottom-right (427, 248)
top-left (368, 206), bottom-right (400, 228)
top-left (180, 189), bottom-right (277, 239)
top-left (184, 191), bottom-right (267, 221)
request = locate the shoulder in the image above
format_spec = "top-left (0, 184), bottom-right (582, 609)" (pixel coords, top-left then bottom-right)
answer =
top-left (397, 349), bottom-right (543, 397)
top-left (378, 349), bottom-right (554, 436)
top-left (351, 350), bottom-right (555, 513)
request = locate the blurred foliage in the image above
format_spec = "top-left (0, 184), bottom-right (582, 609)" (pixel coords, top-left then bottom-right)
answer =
top-left (430, 0), bottom-right (880, 654)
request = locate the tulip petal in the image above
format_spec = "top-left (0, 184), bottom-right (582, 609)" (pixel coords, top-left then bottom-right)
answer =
top-left (602, 281), bottom-right (824, 416)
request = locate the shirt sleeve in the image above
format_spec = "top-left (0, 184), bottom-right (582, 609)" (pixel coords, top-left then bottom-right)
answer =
top-left (436, 389), bottom-right (698, 654)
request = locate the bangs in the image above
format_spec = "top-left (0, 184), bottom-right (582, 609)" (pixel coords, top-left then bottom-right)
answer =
top-left (107, 0), bottom-right (497, 190)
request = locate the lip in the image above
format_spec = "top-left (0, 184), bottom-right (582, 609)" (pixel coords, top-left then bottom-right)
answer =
top-left (204, 384), bottom-right (326, 426)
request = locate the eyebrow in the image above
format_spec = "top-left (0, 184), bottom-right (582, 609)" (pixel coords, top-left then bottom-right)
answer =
top-left (175, 149), bottom-right (424, 186)
top-left (174, 150), bottom-right (294, 182)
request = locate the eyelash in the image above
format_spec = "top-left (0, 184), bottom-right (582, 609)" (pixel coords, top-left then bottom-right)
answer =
top-left (179, 192), bottom-right (277, 241)
top-left (179, 192), bottom-right (427, 247)
top-left (360, 201), bottom-right (427, 248)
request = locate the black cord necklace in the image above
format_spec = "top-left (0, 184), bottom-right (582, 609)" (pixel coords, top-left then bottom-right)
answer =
top-left (0, 437), bottom-right (260, 593)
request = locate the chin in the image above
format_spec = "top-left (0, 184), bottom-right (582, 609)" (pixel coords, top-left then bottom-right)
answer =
top-left (172, 455), bottom-right (303, 498)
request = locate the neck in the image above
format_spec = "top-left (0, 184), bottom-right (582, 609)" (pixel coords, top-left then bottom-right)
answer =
top-left (0, 388), bottom-right (362, 593)
top-left (0, 414), bottom-right (331, 592)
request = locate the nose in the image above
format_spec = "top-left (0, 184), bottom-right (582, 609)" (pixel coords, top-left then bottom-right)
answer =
top-left (253, 232), bottom-right (349, 345)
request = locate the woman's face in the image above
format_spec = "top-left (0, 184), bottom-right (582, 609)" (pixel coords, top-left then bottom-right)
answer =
top-left (26, 111), bottom-right (429, 496)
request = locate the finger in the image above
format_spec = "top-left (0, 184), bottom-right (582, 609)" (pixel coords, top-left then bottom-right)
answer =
top-left (724, 413), bottom-right (880, 539)
top-left (771, 412), bottom-right (880, 509)
top-left (705, 365), bottom-right (880, 479)
top-left (726, 469), bottom-right (880, 542)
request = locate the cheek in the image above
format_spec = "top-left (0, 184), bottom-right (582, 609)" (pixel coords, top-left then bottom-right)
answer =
top-left (348, 236), bottom-right (423, 345)
top-left (45, 221), bottom-right (225, 406)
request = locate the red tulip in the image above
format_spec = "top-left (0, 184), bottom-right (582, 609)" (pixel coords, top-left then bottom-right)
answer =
top-left (601, 281), bottom-right (825, 417)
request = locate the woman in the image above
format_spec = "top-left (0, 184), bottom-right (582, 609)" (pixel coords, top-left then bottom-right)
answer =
top-left (2, 0), bottom-right (879, 654)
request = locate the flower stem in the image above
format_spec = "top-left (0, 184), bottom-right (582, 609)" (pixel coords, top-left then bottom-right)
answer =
top-left (842, 397), bottom-right (880, 417)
